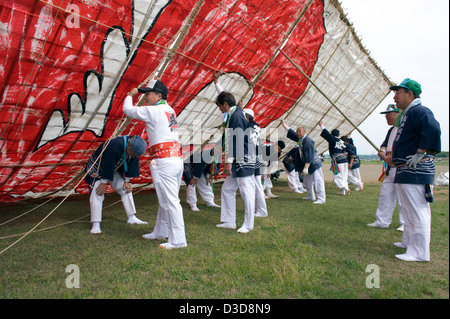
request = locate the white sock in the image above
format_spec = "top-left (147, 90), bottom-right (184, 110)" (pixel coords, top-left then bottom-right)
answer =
top-left (142, 232), bottom-right (166, 240)
top-left (127, 214), bottom-right (147, 224)
top-left (190, 204), bottom-right (200, 211)
top-left (90, 222), bottom-right (101, 234)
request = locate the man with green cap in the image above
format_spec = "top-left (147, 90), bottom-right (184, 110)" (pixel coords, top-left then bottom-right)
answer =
top-left (389, 78), bottom-right (441, 262)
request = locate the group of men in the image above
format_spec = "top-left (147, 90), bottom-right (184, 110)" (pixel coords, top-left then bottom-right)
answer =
top-left (280, 119), bottom-right (363, 205)
top-left (83, 76), bottom-right (441, 261)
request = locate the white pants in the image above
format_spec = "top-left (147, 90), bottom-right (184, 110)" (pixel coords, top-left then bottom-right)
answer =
top-left (150, 157), bottom-right (186, 245)
top-left (286, 170), bottom-right (303, 191)
top-left (397, 183), bottom-right (431, 261)
top-left (334, 163), bottom-right (349, 190)
top-left (263, 174), bottom-right (273, 191)
top-left (374, 168), bottom-right (404, 227)
top-left (303, 168), bottom-right (326, 202)
top-left (254, 175), bottom-right (268, 217)
top-left (186, 173), bottom-right (215, 206)
top-left (220, 175), bottom-right (256, 230)
top-left (90, 171), bottom-right (136, 222)
top-left (348, 168), bottom-right (363, 190)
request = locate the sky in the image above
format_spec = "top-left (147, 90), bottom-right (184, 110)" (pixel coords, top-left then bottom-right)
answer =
top-left (337, 0), bottom-right (449, 154)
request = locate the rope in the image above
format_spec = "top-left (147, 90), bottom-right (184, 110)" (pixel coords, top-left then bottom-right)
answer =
top-left (0, 111), bottom-right (130, 255)
top-left (0, 188), bottom-right (147, 241)
top-left (0, 179), bottom-right (160, 243)
top-left (0, 197), bottom-right (55, 226)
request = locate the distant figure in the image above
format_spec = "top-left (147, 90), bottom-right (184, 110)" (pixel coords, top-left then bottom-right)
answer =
top-left (319, 121), bottom-right (349, 195)
top-left (341, 135), bottom-right (363, 191)
top-left (283, 122), bottom-right (325, 204)
top-left (261, 140), bottom-right (285, 199)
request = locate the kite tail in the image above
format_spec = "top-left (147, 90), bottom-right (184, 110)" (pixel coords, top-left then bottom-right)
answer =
top-left (378, 162), bottom-right (388, 183)
top-left (330, 160), bottom-right (340, 175)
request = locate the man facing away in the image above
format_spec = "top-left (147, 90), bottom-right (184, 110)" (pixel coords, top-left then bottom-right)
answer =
top-left (340, 135), bottom-right (363, 191)
top-left (319, 121), bottom-right (350, 195)
top-left (243, 108), bottom-right (268, 217)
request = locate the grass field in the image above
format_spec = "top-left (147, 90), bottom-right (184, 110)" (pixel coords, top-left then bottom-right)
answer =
top-left (0, 170), bottom-right (448, 299)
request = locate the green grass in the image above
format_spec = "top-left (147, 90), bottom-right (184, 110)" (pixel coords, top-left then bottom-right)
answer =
top-left (0, 179), bottom-right (448, 299)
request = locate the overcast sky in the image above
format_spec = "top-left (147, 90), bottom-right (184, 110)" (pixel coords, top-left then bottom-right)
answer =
top-left (337, 0), bottom-right (449, 154)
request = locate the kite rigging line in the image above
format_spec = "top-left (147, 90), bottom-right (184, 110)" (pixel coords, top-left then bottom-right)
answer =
top-left (0, 132), bottom-right (120, 256)
top-left (0, 192), bottom-right (141, 241)
top-left (238, 0), bottom-right (315, 106)
top-left (0, 97), bottom-right (134, 255)
top-left (0, 197), bottom-right (55, 226)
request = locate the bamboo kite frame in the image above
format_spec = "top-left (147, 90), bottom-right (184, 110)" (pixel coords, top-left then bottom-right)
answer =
top-left (279, 49), bottom-right (380, 152)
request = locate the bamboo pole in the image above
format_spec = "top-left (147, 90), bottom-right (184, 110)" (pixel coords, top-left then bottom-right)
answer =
top-left (279, 49), bottom-right (380, 152)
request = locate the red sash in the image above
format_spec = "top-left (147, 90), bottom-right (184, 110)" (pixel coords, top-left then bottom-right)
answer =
top-left (149, 142), bottom-right (181, 160)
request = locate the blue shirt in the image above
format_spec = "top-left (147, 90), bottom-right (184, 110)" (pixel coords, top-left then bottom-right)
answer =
top-left (84, 136), bottom-right (139, 186)
top-left (345, 143), bottom-right (360, 169)
top-left (320, 128), bottom-right (348, 164)
top-left (286, 129), bottom-right (322, 174)
top-left (223, 106), bottom-right (255, 178)
top-left (392, 101), bottom-right (441, 184)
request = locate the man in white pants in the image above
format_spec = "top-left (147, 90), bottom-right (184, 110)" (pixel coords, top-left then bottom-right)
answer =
top-left (183, 149), bottom-right (220, 211)
top-left (283, 123), bottom-right (326, 204)
top-left (243, 108), bottom-right (268, 217)
top-left (215, 90), bottom-right (256, 234)
top-left (340, 136), bottom-right (364, 191)
top-left (319, 121), bottom-right (349, 195)
top-left (123, 79), bottom-right (187, 249)
top-left (368, 104), bottom-right (404, 231)
top-left (390, 78), bottom-right (441, 262)
top-left (84, 135), bottom-right (148, 234)
top-left (261, 141), bottom-right (285, 199)
top-left (282, 146), bottom-right (307, 194)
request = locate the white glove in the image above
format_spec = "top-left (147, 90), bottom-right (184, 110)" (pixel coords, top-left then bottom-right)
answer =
top-left (302, 167), bottom-right (309, 175)
top-left (406, 152), bottom-right (425, 169)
